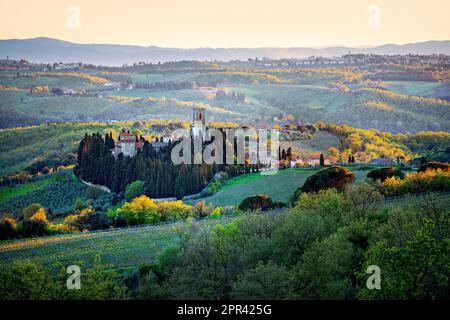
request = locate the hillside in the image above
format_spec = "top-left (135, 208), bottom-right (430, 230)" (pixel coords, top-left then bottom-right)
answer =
top-left (1, 68), bottom-right (449, 133)
top-left (189, 168), bottom-right (370, 207)
top-left (1, 38), bottom-right (450, 65)
top-left (1, 121), bottom-right (448, 178)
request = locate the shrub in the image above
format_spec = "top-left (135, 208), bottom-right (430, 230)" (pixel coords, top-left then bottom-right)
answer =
top-left (209, 207), bottom-right (221, 219)
top-left (207, 181), bottom-right (222, 195)
top-left (73, 212), bottom-right (110, 230)
top-left (0, 218), bottom-right (17, 239)
top-left (125, 180), bottom-right (146, 200)
top-left (238, 195), bottom-right (276, 211)
top-left (48, 223), bottom-right (76, 234)
top-left (367, 167), bottom-right (404, 182)
top-left (383, 169), bottom-right (450, 196)
top-left (21, 203), bottom-right (43, 220)
top-left (84, 186), bottom-right (104, 200)
top-left (20, 208), bottom-right (49, 237)
top-left (417, 162), bottom-right (450, 173)
top-left (192, 201), bottom-right (215, 217)
top-left (157, 201), bottom-right (192, 221)
top-left (119, 195), bottom-right (159, 225)
top-left (74, 197), bottom-right (87, 211)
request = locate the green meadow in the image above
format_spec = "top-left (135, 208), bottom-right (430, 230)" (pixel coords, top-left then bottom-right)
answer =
top-left (194, 168), bottom-right (371, 207)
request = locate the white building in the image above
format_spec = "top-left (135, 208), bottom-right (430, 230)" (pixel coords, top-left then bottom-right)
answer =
top-left (112, 130), bottom-right (144, 158)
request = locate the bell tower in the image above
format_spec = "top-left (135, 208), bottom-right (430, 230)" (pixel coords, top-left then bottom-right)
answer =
top-left (192, 107), bottom-right (206, 138)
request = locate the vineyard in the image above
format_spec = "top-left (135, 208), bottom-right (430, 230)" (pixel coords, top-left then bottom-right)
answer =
top-left (0, 172), bottom-right (112, 216)
top-left (0, 215), bottom-right (240, 271)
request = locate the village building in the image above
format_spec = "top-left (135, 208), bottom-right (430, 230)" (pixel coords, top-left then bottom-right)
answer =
top-left (289, 155), bottom-right (334, 167)
top-left (112, 130), bottom-right (145, 158)
top-left (368, 157), bottom-right (395, 166)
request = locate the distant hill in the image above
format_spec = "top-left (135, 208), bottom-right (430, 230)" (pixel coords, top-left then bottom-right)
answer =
top-left (1, 38), bottom-right (450, 66)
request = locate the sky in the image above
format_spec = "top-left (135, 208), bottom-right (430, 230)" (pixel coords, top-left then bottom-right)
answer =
top-left (0, 0), bottom-right (449, 48)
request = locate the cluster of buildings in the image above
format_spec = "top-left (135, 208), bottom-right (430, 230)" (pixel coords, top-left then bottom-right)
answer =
top-left (288, 155), bottom-right (334, 168)
top-left (111, 130), bottom-right (171, 158)
top-left (111, 107), bottom-right (206, 158)
top-left (0, 57), bottom-right (31, 70)
top-left (244, 54), bottom-right (450, 68)
top-left (0, 57), bottom-right (85, 71)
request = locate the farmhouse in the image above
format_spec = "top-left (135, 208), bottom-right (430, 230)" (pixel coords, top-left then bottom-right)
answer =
top-left (112, 130), bottom-right (145, 157)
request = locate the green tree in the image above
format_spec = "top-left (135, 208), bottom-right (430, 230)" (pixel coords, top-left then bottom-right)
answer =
top-left (320, 153), bottom-right (325, 167)
top-left (125, 180), bottom-right (146, 200)
top-left (0, 256), bottom-right (127, 300)
top-left (291, 235), bottom-right (356, 299)
top-left (21, 203), bottom-right (43, 220)
top-left (231, 261), bottom-right (292, 299)
top-left (358, 221), bottom-right (450, 300)
top-left (74, 197), bottom-right (87, 211)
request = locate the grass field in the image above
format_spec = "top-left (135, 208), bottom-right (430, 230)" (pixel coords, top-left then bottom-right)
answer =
top-left (109, 88), bottom-right (207, 101)
top-left (130, 73), bottom-right (199, 83)
top-left (192, 168), bottom-right (371, 207)
top-left (0, 216), bottom-right (237, 271)
top-left (384, 81), bottom-right (448, 98)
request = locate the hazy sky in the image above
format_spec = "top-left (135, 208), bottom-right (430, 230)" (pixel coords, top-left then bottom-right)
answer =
top-left (0, 0), bottom-right (449, 48)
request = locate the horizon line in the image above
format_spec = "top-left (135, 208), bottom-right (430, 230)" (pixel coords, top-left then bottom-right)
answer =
top-left (1, 36), bottom-right (450, 50)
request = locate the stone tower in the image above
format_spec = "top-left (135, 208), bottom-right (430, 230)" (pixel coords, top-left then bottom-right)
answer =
top-left (192, 107), bottom-right (206, 138)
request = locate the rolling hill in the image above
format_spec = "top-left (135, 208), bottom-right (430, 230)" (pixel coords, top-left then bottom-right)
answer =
top-left (1, 38), bottom-right (450, 65)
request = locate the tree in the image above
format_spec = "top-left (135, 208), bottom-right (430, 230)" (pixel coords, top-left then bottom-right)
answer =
top-left (0, 218), bottom-right (16, 240)
top-left (238, 195), bottom-right (284, 212)
top-left (358, 221), bottom-right (450, 299)
top-left (293, 166), bottom-right (355, 198)
top-left (320, 153), bottom-right (325, 167)
top-left (327, 147), bottom-right (339, 161)
top-left (119, 195), bottom-right (159, 225)
top-left (20, 208), bottom-right (49, 237)
top-left (231, 262), bottom-right (292, 299)
top-left (367, 167), bottom-right (404, 182)
top-left (84, 186), bottom-right (104, 200)
top-left (418, 162), bottom-right (450, 173)
top-left (345, 183), bottom-right (384, 219)
top-left (74, 197), bottom-right (87, 211)
top-left (125, 180), bottom-right (146, 200)
top-left (291, 235), bottom-right (356, 299)
top-left (0, 257), bottom-right (127, 299)
top-left (21, 203), bottom-right (43, 220)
